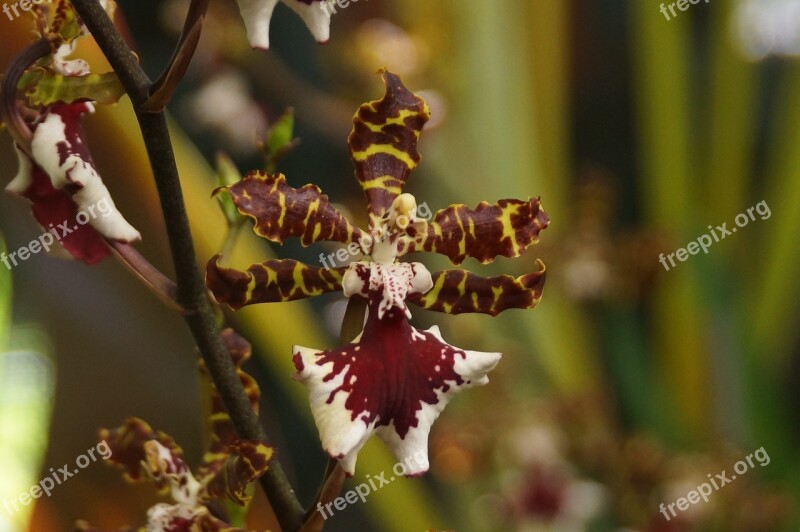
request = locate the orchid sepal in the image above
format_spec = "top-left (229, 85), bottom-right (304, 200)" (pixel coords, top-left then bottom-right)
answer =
top-left (226, 171), bottom-right (364, 247)
top-left (348, 71), bottom-right (431, 229)
top-left (405, 197), bottom-right (550, 265)
top-left (408, 260), bottom-right (547, 316)
top-left (207, 255), bottom-right (348, 309)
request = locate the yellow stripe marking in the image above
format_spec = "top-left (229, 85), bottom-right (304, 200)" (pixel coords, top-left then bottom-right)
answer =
top-left (352, 144), bottom-right (416, 168)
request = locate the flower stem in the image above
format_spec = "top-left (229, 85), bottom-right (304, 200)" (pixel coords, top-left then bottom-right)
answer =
top-left (0, 38), bottom-right (49, 154)
top-left (142, 0), bottom-right (209, 112)
top-left (68, 1), bottom-right (304, 529)
top-left (107, 241), bottom-right (184, 313)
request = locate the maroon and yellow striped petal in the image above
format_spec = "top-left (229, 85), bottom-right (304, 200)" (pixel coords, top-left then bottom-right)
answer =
top-left (348, 71), bottom-right (430, 227)
top-left (206, 255), bottom-right (347, 309)
top-left (408, 261), bottom-right (546, 316)
top-left (198, 329), bottom-right (260, 455)
top-left (407, 198), bottom-right (549, 265)
top-left (200, 440), bottom-right (273, 506)
top-left (99, 418), bottom-right (183, 487)
top-left (226, 171), bottom-right (363, 246)
top-left (196, 331), bottom-right (273, 506)
top-left (197, 330), bottom-right (267, 500)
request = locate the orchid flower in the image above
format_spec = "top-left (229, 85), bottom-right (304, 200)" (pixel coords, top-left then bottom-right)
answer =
top-left (207, 71), bottom-right (549, 476)
top-left (3, 1), bottom-right (139, 264)
top-left (76, 330), bottom-right (272, 531)
top-left (236, 0), bottom-right (330, 50)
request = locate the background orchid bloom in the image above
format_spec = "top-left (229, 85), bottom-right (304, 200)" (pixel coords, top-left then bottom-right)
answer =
top-left (207, 71), bottom-right (549, 476)
top-left (4, 2), bottom-right (139, 264)
top-left (7, 102), bottom-right (141, 264)
top-left (76, 331), bottom-right (273, 531)
top-left (236, 0), bottom-right (330, 50)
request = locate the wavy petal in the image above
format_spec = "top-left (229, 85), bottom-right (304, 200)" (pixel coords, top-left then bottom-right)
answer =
top-left (99, 418), bottom-right (183, 487)
top-left (198, 329), bottom-right (260, 452)
top-left (227, 171), bottom-right (363, 246)
top-left (407, 197), bottom-right (549, 265)
top-left (348, 71), bottom-right (430, 228)
top-left (196, 330), bottom-right (272, 506)
top-left (408, 261), bottom-right (546, 316)
top-left (207, 255), bottom-right (348, 309)
top-left (293, 299), bottom-right (501, 476)
top-left (200, 440), bottom-right (273, 505)
top-left (24, 71), bottom-right (126, 106)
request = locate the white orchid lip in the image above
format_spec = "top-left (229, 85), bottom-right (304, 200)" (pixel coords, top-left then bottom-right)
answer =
top-left (293, 314), bottom-right (501, 476)
top-left (295, 235), bottom-right (500, 477)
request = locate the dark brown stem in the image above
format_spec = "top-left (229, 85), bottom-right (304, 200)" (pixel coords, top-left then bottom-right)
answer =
top-left (68, 1), bottom-right (304, 529)
top-left (142, 0), bottom-right (209, 112)
top-left (299, 458), bottom-right (345, 532)
top-left (1, 38), bottom-right (50, 154)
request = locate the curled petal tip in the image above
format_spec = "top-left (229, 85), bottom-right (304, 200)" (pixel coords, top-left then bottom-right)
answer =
top-left (237, 0), bottom-right (331, 50)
